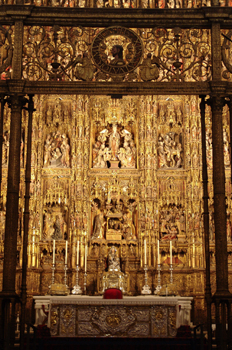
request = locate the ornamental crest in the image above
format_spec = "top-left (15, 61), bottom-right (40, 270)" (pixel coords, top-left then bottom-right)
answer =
top-left (92, 306), bottom-right (136, 334)
top-left (91, 27), bottom-right (143, 77)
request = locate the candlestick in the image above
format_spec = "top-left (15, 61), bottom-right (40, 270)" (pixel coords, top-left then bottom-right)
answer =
top-left (72, 240), bottom-right (82, 295)
top-left (144, 239), bottom-right (147, 265)
top-left (170, 240), bottom-right (172, 265)
top-left (53, 240), bottom-right (55, 264)
top-left (170, 240), bottom-right (173, 285)
top-left (51, 263), bottom-right (55, 285)
top-left (84, 272), bottom-right (87, 295)
top-left (64, 263), bottom-right (68, 287)
top-left (72, 265), bottom-right (82, 295)
top-left (77, 240), bottom-right (79, 266)
top-left (65, 240), bottom-right (68, 265)
top-left (157, 240), bottom-right (160, 265)
top-left (141, 263), bottom-right (151, 295)
top-left (85, 244), bottom-right (88, 273)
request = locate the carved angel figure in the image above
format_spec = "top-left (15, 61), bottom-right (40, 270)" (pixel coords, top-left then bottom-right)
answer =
top-left (140, 53), bottom-right (159, 81)
top-left (74, 53), bottom-right (96, 81)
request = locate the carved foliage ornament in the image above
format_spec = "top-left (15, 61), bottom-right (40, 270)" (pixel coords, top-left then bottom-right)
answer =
top-left (23, 25), bottom-right (88, 81)
top-left (222, 30), bottom-right (232, 79)
top-left (91, 306), bottom-right (136, 335)
top-left (91, 27), bottom-right (143, 77)
top-left (0, 26), bottom-right (13, 79)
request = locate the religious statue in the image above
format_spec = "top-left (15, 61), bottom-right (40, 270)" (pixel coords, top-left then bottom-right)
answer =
top-left (2, 131), bottom-right (9, 166)
top-left (61, 135), bottom-right (70, 167)
top-left (51, 215), bottom-right (63, 240)
top-left (109, 124), bottom-right (121, 160)
top-left (100, 244), bottom-right (127, 293)
top-left (157, 132), bottom-right (182, 169)
top-left (108, 245), bottom-right (120, 271)
top-left (93, 143), bottom-right (110, 168)
top-left (122, 211), bottom-right (136, 240)
top-left (43, 212), bottom-right (55, 239)
top-left (44, 131), bottom-right (70, 168)
top-left (92, 210), bottom-right (106, 239)
top-left (160, 207), bottom-right (182, 241)
top-left (43, 211), bottom-right (67, 240)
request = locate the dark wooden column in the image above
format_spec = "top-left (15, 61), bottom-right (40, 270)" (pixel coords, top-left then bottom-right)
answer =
top-left (0, 96), bottom-right (6, 210)
top-left (200, 95), bottom-right (212, 350)
top-left (0, 94), bottom-right (23, 350)
top-left (210, 15), bottom-right (232, 348)
top-left (3, 95), bottom-right (22, 293)
top-left (211, 93), bottom-right (228, 295)
top-left (20, 95), bottom-right (34, 350)
top-left (210, 88), bottom-right (232, 350)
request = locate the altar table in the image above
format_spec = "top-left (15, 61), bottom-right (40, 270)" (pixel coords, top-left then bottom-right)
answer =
top-left (33, 295), bottom-right (193, 338)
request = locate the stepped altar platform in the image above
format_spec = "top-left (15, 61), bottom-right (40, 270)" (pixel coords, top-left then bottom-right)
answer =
top-left (33, 295), bottom-right (192, 338)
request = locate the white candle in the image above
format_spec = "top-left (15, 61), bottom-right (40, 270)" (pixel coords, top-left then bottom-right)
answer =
top-left (85, 244), bottom-right (88, 273)
top-left (144, 239), bottom-right (147, 265)
top-left (157, 240), bottom-right (160, 265)
top-left (65, 240), bottom-right (68, 265)
top-left (53, 240), bottom-right (55, 264)
top-left (77, 240), bottom-right (79, 266)
top-left (170, 240), bottom-right (172, 265)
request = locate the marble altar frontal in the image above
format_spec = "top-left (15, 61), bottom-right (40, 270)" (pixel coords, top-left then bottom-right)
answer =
top-left (33, 295), bottom-right (192, 338)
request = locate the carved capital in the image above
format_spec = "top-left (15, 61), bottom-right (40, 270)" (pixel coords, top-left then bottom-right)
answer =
top-left (8, 94), bottom-right (27, 112)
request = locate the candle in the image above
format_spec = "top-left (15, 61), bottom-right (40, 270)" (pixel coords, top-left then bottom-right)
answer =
top-left (144, 239), bottom-right (147, 265)
top-left (170, 240), bottom-right (172, 265)
top-left (65, 240), bottom-right (68, 265)
top-left (53, 240), bottom-right (55, 264)
top-left (157, 240), bottom-right (160, 265)
top-left (85, 244), bottom-right (88, 273)
top-left (77, 240), bottom-right (79, 266)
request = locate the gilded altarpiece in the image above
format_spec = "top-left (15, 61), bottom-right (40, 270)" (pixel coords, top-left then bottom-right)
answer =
top-left (0, 93), bottom-right (231, 324)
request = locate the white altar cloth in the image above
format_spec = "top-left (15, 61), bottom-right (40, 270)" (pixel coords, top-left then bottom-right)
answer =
top-left (33, 295), bottom-right (192, 337)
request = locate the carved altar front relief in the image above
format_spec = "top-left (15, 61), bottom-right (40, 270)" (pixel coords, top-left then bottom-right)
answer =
top-left (34, 295), bottom-right (193, 338)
